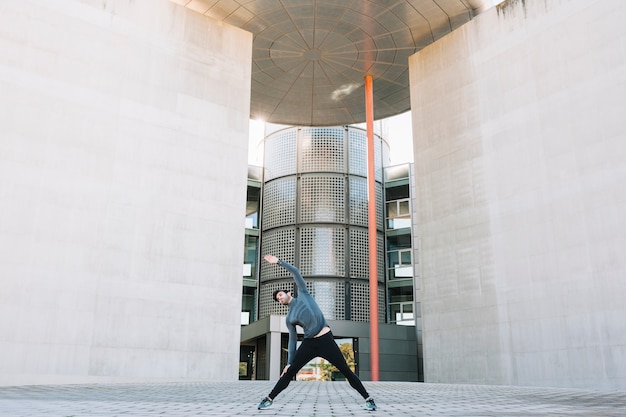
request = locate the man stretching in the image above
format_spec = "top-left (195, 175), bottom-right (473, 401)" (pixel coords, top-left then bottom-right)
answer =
top-left (257, 254), bottom-right (377, 411)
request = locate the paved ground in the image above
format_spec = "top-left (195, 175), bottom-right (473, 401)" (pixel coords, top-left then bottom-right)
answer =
top-left (0, 381), bottom-right (624, 417)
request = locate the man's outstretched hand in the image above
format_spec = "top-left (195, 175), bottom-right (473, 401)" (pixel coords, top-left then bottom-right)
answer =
top-left (264, 254), bottom-right (279, 264)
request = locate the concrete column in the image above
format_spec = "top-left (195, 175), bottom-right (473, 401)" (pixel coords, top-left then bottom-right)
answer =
top-left (0, 0), bottom-right (252, 384)
top-left (409, 0), bottom-right (626, 390)
top-left (268, 331), bottom-right (282, 381)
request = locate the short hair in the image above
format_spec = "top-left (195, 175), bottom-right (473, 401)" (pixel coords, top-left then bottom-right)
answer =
top-left (272, 289), bottom-right (289, 302)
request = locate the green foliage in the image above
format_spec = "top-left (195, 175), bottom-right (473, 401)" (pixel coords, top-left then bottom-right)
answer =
top-left (314, 342), bottom-right (355, 381)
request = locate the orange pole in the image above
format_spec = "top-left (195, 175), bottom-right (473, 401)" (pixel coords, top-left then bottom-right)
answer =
top-left (364, 74), bottom-right (379, 381)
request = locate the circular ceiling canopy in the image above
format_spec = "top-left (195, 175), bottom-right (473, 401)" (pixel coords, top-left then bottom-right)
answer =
top-left (173, 0), bottom-right (488, 126)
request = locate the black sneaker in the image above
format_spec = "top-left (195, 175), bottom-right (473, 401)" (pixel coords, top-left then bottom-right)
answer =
top-left (258, 397), bottom-right (273, 410)
top-left (365, 397), bottom-right (377, 411)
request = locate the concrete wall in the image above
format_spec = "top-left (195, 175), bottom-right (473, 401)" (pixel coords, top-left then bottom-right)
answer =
top-left (409, 0), bottom-right (626, 390)
top-left (0, 0), bottom-right (252, 384)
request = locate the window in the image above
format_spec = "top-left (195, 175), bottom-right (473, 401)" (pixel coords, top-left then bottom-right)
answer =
top-left (246, 186), bottom-right (260, 229)
top-left (386, 198), bottom-right (411, 229)
top-left (386, 233), bottom-right (413, 280)
top-left (295, 337), bottom-right (356, 380)
top-left (389, 302), bottom-right (414, 326)
top-left (389, 285), bottom-right (414, 325)
top-left (243, 235), bottom-right (258, 278)
top-left (241, 286), bottom-right (257, 325)
top-left (242, 232), bottom-right (258, 324)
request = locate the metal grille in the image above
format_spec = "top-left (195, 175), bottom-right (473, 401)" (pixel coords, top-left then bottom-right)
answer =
top-left (349, 228), bottom-right (369, 279)
top-left (349, 176), bottom-right (368, 227)
top-left (259, 280), bottom-right (345, 320)
top-left (260, 228), bottom-right (296, 281)
top-left (264, 129), bottom-right (297, 180)
top-left (259, 281), bottom-right (294, 318)
top-left (349, 282), bottom-right (385, 323)
top-left (310, 281), bottom-right (345, 321)
top-left (348, 128), bottom-right (384, 182)
top-left (299, 127), bottom-right (345, 173)
top-left (376, 182), bottom-right (384, 230)
top-left (377, 233), bottom-right (385, 282)
top-left (259, 126), bottom-right (389, 325)
top-left (349, 129), bottom-right (367, 177)
top-left (300, 175), bottom-right (346, 224)
top-left (348, 181), bottom-right (384, 230)
top-left (262, 178), bottom-right (296, 230)
top-left (300, 226), bottom-right (345, 277)
top-left (349, 229), bottom-right (384, 282)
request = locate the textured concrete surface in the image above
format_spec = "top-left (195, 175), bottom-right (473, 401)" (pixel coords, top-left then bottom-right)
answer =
top-left (0, 381), bottom-right (625, 416)
top-left (0, 0), bottom-right (251, 384)
top-left (409, 0), bottom-right (626, 390)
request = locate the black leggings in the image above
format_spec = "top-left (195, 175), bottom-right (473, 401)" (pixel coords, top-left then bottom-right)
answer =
top-left (268, 331), bottom-right (370, 400)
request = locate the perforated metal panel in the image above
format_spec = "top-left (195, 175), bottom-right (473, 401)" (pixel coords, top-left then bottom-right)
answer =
top-left (259, 281), bottom-right (294, 318)
top-left (300, 227), bottom-right (345, 277)
top-left (261, 178), bottom-right (296, 230)
top-left (259, 280), bottom-right (345, 320)
top-left (264, 129), bottom-right (297, 180)
top-left (349, 176), bottom-right (368, 227)
top-left (349, 129), bottom-right (368, 177)
top-left (349, 282), bottom-right (385, 323)
top-left (348, 128), bottom-right (385, 182)
top-left (300, 175), bottom-right (346, 224)
top-left (260, 228), bottom-right (296, 282)
top-left (376, 182), bottom-right (385, 230)
top-left (259, 125), bottom-right (389, 323)
top-left (299, 127), bottom-right (345, 173)
top-left (377, 233), bottom-right (385, 283)
top-left (349, 228), bottom-right (369, 280)
top-left (349, 229), bottom-right (385, 282)
top-left (310, 281), bottom-right (345, 321)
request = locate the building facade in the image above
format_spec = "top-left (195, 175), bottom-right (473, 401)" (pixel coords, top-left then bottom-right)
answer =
top-left (384, 163), bottom-right (424, 381)
top-left (240, 126), bottom-right (419, 382)
top-left (2, 0), bottom-right (625, 391)
top-left (259, 126), bottom-right (386, 324)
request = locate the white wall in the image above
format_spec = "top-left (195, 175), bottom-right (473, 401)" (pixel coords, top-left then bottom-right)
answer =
top-left (0, 0), bottom-right (252, 384)
top-left (410, 0), bottom-right (626, 390)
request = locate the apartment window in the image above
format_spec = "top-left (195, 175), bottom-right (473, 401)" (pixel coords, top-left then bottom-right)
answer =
top-left (241, 286), bottom-right (257, 325)
top-left (243, 232), bottom-right (258, 324)
top-left (389, 302), bottom-right (415, 326)
top-left (386, 198), bottom-right (411, 229)
top-left (389, 285), bottom-right (414, 325)
top-left (246, 186), bottom-right (260, 229)
top-left (388, 248), bottom-right (413, 279)
top-left (386, 233), bottom-right (412, 280)
top-left (244, 235), bottom-right (258, 278)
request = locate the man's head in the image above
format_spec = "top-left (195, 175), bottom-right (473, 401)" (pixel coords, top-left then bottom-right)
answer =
top-left (273, 289), bottom-right (293, 305)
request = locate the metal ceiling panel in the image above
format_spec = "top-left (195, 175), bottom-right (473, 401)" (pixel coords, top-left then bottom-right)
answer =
top-left (173, 0), bottom-right (489, 125)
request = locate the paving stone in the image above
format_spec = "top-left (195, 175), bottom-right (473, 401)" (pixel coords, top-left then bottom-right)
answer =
top-left (0, 381), bottom-right (624, 416)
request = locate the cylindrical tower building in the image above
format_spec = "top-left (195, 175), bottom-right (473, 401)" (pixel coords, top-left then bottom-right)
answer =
top-left (259, 126), bottom-right (388, 323)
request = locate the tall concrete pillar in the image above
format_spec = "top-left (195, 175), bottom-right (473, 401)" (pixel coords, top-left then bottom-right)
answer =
top-left (268, 330), bottom-right (282, 381)
top-left (0, 0), bottom-right (252, 384)
top-left (409, 0), bottom-right (626, 390)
